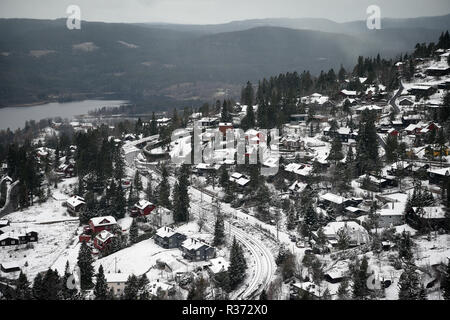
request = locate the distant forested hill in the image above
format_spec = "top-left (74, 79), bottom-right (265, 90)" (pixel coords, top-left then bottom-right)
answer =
top-left (0, 15), bottom-right (448, 107)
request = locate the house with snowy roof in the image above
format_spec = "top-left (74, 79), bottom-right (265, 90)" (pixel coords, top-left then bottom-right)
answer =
top-left (319, 192), bottom-right (349, 209)
top-left (149, 206), bottom-right (174, 228)
top-left (154, 226), bottom-right (186, 249)
top-left (378, 204), bottom-right (405, 228)
top-left (181, 238), bottom-right (216, 261)
top-left (105, 273), bottom-right (129, 296)
top-left (56, 161), bottom-right (75, 178)
top-left (406, 206), bottom-right (447, 229)
top-left (94, 230), bottom-right (115, 250)
top-left (207, 257), bottom-right (229, 276)
top-left (290, 282), bottom-right (323, 299)
top-left (428, 167), bottom-right (450, 185)
top-left (89, 216), bottom-right (117, 233)
top-left (322, 221), bottom-right (370, 247)
top-left (340, 89), bottom-right (357, 98)
top-left (66, 195), bottom-right (86, 214)
top-left (130, 199), bottom-right (156, 217)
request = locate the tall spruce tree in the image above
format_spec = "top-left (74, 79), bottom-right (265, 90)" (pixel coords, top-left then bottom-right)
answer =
top-left (77, 241), bottom-right (94, 290)
top-left (228, 237), bottom-right (247, 290)
top-left (94, 265), bottom-right (108, 300)
top-left (41, 268), bottom-right (61, 300)
top-left (129, 218), bottom-right (139, 244)
top-left (124, 274), bottom-right (139, 300)
top-left (442, 262), bottom-right (450, 300)
top-left (398, 263), bottom-right (420, 300)
top-left (327, 136), bottom-right (344, 163)
top-left (15, 271), bottom-right (32, 300)
top-left (146, 175), bottom-right (154, 202)
top-left (134, 171), bottom-right (143, 192)
top-left (213, 211), bottom-right (225, 246)
top-left (32, 272), bottom-right (44, 300)
top-left (158, 165), bottom-right (171, 209)
top-left (113, 183), bottom-right (126, 219)
top-left (355, 110), bottom-right (379, 175)
top-left (173, 165), bottom-right (190, 222)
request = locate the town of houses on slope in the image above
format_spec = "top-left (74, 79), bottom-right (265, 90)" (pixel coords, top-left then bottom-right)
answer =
top-left (0, 46), bottom-right (450, 301)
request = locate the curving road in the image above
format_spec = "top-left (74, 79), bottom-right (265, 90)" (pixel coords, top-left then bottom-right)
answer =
top-left (188, 188), bottom-right (275, 300)
top-left (140, 166), bottom-right (276, 300)
top-left (389, 78), bottom-right (403, 114)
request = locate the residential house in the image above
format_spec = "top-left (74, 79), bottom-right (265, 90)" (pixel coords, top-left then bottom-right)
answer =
top-left (66, 195), bottom-right (86, 215)
top-left (428, 167), bottom-right (450, 185)
top-left (181, 238), bottom-right (216, 261)
top-left (284, 163), bottom-right (313, 181)
top-left (154, 227), bottom-right (186, 249)
top-left (0, 233), bottom-right (19, 246)
top-left (319, 192), bottom-right (349, 210)
top-left (407, 85), bottom-right (436, 97)
top-left (378, 209), bottom-right (404, 228)
top-left (406, 206), bottom-right (447, 229)
top-left (355, 105), bottom-right (383, 115)
top-left (1, 262), bottom-right (21, 273)
top-left (131, 199), bottom-right (156, 217)
top-left (149, 206), bottom-right (174, 228)
top-left (229, 172), bottom-right (250, 188)
top-left (89, 216), bottom-right (117, 234)
top-left (340, 90), bottom-right (357, 99)
top-left (425, 67), bottom-right (450, 77)
top-left (0, 219), bottom-right (10, 230)
top-left (57, 162), bottom-right (75, 178)
top-left (105, 273), bottom-right (129, 296)
top-left (290, 282), bottom-right (322, 299)
top-left (344, 206), bottom-right (368, 217)
top-left (207, 257), bottom-right (229, 276)
top-left (322, 221), bottom-right (370, 247)
top-left (94, 230), bottom-right (115, 250)
top-left (398, 98), bottom-right (414, 106)
top-left (0, 229), bottom-right (38, 247)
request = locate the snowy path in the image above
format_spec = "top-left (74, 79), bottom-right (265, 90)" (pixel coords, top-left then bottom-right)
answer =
top-left (188, 187), bottom-right (276, 300)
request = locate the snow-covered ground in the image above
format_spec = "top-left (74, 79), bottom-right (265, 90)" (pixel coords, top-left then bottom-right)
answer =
top-left (0, 178), bottom-right (80, 280)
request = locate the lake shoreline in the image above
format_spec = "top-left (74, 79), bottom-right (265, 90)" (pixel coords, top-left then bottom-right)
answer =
top-left (0, 96), bottom-right (125, 109)
top-left (0, 99), bottom-right (129, 131)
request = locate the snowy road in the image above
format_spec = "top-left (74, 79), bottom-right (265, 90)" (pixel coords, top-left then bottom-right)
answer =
top-left (141, 167), bottom-right (276, 299)
top-left (188, 187), bottom-right (276, 300)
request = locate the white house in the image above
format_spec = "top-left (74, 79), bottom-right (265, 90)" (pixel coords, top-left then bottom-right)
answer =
top-left (105, 273), bottom-right (129, 296)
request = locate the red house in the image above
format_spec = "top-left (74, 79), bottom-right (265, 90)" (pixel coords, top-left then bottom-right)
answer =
top-left (426, 122), bottom-right (440, 132)
top-left (131, 200), bottom-right (156, 217)
top-left (79, 234), bottom-right (91, 243)
top-left (57, 162), bottom-right (75, 178)
top-left (219, 122), bottom-right (233, 136)
top-left (94, 230), bottom-right (114, 250)
top-left (387, 128), bottom-right (399, 136)
top-left (89, 216), bottom-right (117, 233)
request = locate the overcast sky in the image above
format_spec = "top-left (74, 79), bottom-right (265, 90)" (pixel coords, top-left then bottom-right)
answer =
top-left (1, 0), bottom-right (449, 24)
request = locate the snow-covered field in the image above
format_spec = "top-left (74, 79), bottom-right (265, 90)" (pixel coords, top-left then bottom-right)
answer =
top-left (0, 178), bottom-right (80, 280)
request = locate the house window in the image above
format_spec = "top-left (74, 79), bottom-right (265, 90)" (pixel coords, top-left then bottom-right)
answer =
top-left (1, 241), bottom-right (4, 245)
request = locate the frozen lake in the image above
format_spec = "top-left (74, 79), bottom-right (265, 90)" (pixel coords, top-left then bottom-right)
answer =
top-left (0, 100), bottom-right (127, 131)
